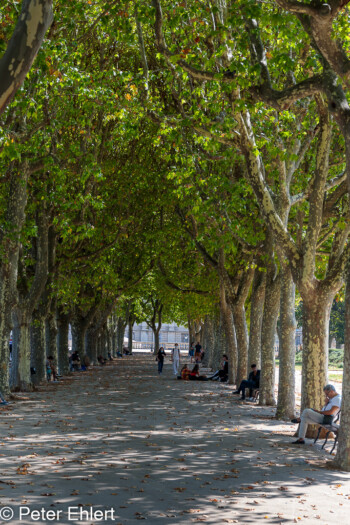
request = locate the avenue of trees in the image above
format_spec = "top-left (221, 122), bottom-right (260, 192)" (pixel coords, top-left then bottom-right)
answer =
top-left (1, 0), bottom-right (350, 470)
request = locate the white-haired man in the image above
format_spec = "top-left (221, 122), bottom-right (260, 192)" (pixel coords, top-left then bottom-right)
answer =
top-left (291, 384), bottom-right (341, 445)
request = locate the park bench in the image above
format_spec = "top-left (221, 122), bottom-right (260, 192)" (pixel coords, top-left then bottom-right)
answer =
top-left (251, 389), bottom-right (260, 402)
top-left (313, 411), bottom-right (341, 455)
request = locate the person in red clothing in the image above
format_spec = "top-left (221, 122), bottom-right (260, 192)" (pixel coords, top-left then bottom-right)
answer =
top-left (180, 364), bottom-right (191, 380)
top-left (189, 364), bottom-right (208, 381)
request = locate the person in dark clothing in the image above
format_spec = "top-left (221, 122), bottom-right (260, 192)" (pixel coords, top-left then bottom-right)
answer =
top-left (208, 355), bottom-right (229, 382)
top-left (233, 364), bottom-right (260, 400)
top-left (156, 347), bottom-right (166, 374)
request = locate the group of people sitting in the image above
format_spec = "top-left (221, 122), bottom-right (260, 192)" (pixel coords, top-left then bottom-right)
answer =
top-left (177, 354), bottom-right (229, 382)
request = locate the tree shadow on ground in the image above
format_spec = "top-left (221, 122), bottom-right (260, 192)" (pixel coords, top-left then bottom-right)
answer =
top-left (0, 356), bottom-right (349, 524)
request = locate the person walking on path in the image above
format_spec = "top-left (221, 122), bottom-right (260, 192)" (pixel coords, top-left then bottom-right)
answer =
top-left (194, 342), bottom-right (202, 364)
top-left (172, 343), bottom-right (181, 376)
top-left (156, 346), bottom-right (166, 375)
top-left (189, 342), bottom-right (195, 363)
top-left (291, 384), bottom-right (341, 444)
top-left (233, 363), bottom-right (260, 400)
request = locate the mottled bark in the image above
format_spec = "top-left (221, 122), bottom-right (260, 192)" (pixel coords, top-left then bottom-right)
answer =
top-left (57, 310), bottom-right (70, 375)
top-left (0, 0), bottom-right (53, 114)
top-left (45, 314), bottom-right (58, 362)
top-left (10, 311), bottom-right (32, 390)
top-left (301, 293), bottom-right (333, 415)
top-left (334, 263), bottom-right (350, 470)
top-left (30, 309), bottom-right (46, 385)
top-left (276, 264), bottom-right (296, 419)
top-left (233, 304), bottom-right (249, 387)
top-left (259, 263), bottom-right (280, 406)
top-left (201, 315), bottom-right (214, 367)
top-left (85, 324), bottom-right (98, 363)
top-left (248, 268), bottom-right (266, 368)
top-left (188, 317), bottom-right (196, 349)
top-left (10, 210), bottom-right (49, 391)
top-left (219, 281), bottom-right (237, 384)
top-left (71, 317), bottom-right (86, 356)
top-left (0, 166), bottom-right (30, 395)
top-left (111, 315), bottom-right (117, 357)
top-left (71, 304), bottom-right (97, 358)
top-left (117, 317), bottom-right (126, 355)
top-left (100, 326), bottom-right (108, 359)
top-left (128, 320), bottom-right (134, 354)
top-left (208, 313), bottom-right (222, 370)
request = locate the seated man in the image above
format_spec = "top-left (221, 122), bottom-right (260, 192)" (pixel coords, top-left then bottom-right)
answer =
top-left (291, 384), bottom-right (341, 444)
top-left (208, 354), bottom-right (229, 382)
top-left (233, 363), bottom-right (260, 400)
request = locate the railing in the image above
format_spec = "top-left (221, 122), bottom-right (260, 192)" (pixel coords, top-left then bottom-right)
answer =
top-left (132, 342), bottom-right (189, 352)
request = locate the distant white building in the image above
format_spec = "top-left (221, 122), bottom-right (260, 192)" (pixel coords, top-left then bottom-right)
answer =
top-left (133, 322), bottom-right (189, 345)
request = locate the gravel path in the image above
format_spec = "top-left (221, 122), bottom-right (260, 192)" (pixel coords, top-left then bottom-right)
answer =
top-left (0, 355), bottom-right (349, 525)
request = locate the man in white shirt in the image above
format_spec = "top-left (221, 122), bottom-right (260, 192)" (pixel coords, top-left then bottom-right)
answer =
top-left (172, 343), bottom-right (180, 376)
top-left (291, 384), bottom-right (341, 444)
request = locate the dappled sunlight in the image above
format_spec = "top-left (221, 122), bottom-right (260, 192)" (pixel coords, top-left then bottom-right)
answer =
top-left (0, 356), bottom-right (349, 524)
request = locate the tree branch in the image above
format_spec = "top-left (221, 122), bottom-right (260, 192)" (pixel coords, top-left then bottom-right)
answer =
top-left (0, 0), bottom-right (53, 115)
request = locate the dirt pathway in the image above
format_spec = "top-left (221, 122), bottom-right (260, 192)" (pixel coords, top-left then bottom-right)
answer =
top-left (0, 356), bottom-right (349, 524)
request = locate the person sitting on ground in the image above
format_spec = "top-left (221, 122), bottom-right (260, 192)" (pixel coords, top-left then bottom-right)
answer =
top-left (81, 354), bottom-right (90, 371)
top-left (107, 352), bottom-right (114, 361)
top-left (233, 363), bottom-right (260, 400)
top-left (46, 356), bottom-right (59, 381)
top-left (97, 354), bottom-right (107, 365)
top-left (70, 351), bottom-right (81, 371)
top-left (189, 364), bottom-right (208, 381)
top-left (208, 355), bottom-right (229, 382)
top-left (179, 364), bottom-right (191, 380)
top-left (291, 384), bottom-right (341, 445)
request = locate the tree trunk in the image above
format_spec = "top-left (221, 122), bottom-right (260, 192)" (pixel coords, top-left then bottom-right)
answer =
top-left (188, 317), bottom-right (196, 349)
top-left (219, 281), bottom-right (237, 384)
top-left (30, 309), bottom-right (46, 385)
top-left (259, 268), bottom-right (280, 406)
top-left (128, 321), bottom-right (134, 354)
top-left (208, 313), bottom-right (222, 370)
top-left (334, 262), bottom-right (350, 470)
top-left (111, 315), bottom-right (117, 357)
top-left (248, 268), bottom-right (266, 368)
top-left (86, 324), bottom-right (98, 363)
top-left (153, 329), bottom-right (160, 354)
top-left (276, 264), bottom-right (297, 419)
top-left (101, 326), bottom-right (108, 359)
top-left (57, 310), bottom-right (70, 375)
top-left (201, 315), bottom-right (214, 367)
top-left (10, 310), bottom-right (32, 391)
top-left (71, 317), bottom-right (86, 357)
top-left (233, 304), bottom-right (249, 387)
top-left (117, 317), bottom-right (126, 355)
top-left (0, 166), bottom-right (30, 395)
top-left (45, 313), bottom-right (58, 363)
top-left (301, 291), bottom-right (333, 415)
top-left (0, 0), bottom-right (54, 115)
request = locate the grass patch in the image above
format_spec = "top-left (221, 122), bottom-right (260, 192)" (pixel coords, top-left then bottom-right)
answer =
top-left (276, 348), bottom-right (344, 371)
